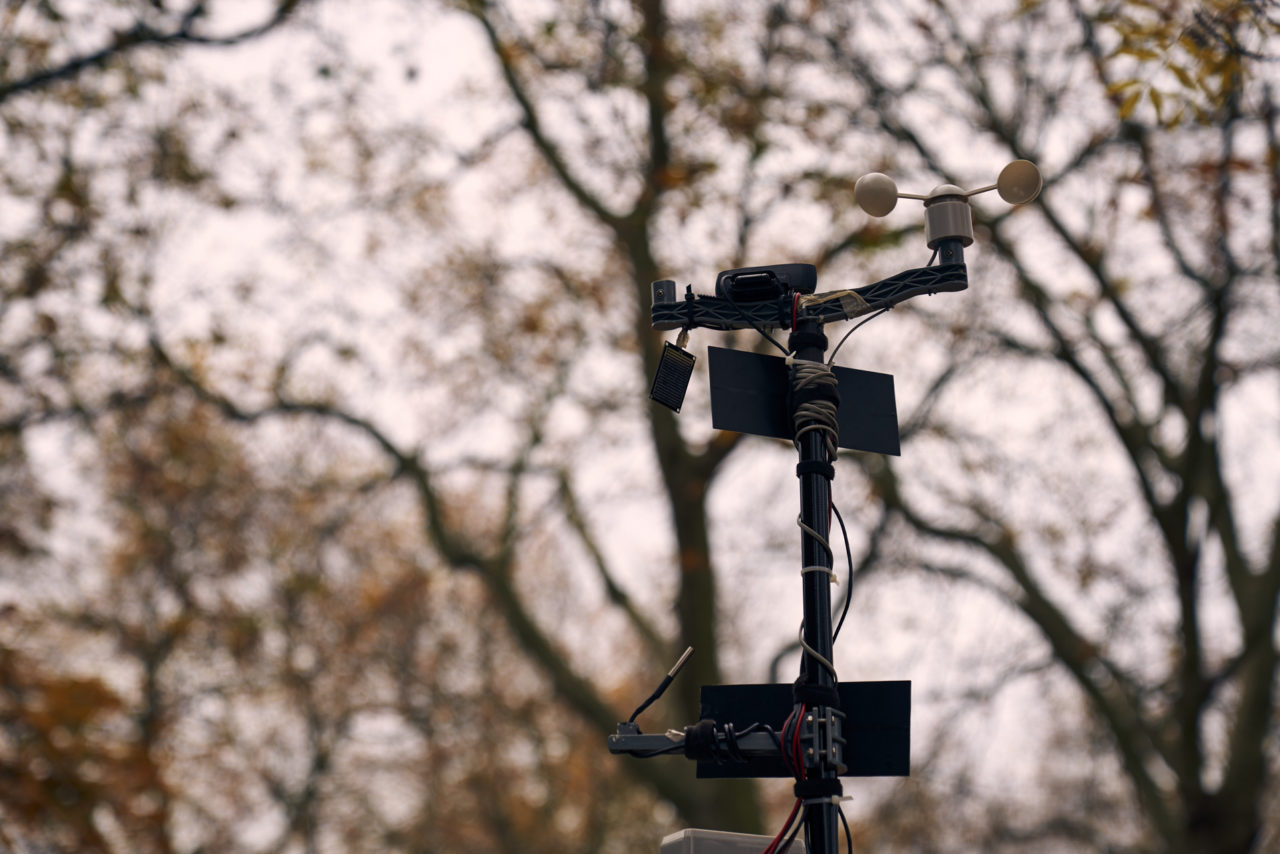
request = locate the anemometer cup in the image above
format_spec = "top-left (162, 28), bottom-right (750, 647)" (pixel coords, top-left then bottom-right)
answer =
top-left (996, 159), bottom-right (1042, 205)
top-left (853, 173), bottom-right (899, 217)
top-left (854, 160), bottom-right (1042, 251)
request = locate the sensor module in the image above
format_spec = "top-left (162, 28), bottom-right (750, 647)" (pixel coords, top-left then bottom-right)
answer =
top-left (649, 342), bottom-right (696, 412)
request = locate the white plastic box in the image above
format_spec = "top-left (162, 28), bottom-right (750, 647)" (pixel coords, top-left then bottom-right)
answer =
top-left (659, 828), bottom-right (806, 854)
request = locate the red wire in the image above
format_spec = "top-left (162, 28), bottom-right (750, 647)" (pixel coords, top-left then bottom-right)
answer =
top-left (793, 703), bottom-right (806, 781)
top-left (762, 798), bottom-right (802, 854)
top-left (763, 704), bottom-right (809, 854)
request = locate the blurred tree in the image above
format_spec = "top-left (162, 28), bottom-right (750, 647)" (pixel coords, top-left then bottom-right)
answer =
top-left (780, 1), bottom-right (1280, 851)
top-left (5, 1), bottom-right (669, 850)
top-left (2, 0), bottom-right (1278, 852)
top-left (1, 382), bottom-right (665, 852)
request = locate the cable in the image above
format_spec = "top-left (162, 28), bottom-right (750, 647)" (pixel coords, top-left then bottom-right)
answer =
top-left (765, 724), bottom-right (788, 774)
top-left (722, 288), bottom-right (789, 354)
top-left (792, 704), bottom-right (806, 781)
top-left (826, 307), bottom-right (888, 365)
top-left (762, 799), bottom-right (803, 854)
top-left (831, 502), bottom-right (855, 642)
top-left (789, 357), bottom-right (840, 460)
top-left (778, 708), bottom-right (798, 779)
top-left (797, 621), bottom-right (839, 681)
top-left (797, 513), bottom-right (837, 585)
top-left (634, 741), bottom-right (686, 758)
top-left (780, 810), bottom-right (806, 854)
top-left (765, 711), bottom-right (807, 854)
top-left (663, 720), bottom-right (781, 763)
top-left (627, 646), bottom-right (694, 723)
top-left (790, 359), bottom-right (841, 685)
top-left (765, 703), bottom-right (809, 854)
top-left (839, 804), bottom-right (853, 854)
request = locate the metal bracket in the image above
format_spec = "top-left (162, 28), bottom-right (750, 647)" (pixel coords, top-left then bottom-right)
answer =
top-left (800, 705), bottom-right (848, 777)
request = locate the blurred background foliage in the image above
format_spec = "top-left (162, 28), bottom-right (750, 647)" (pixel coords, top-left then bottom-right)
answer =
top-left (1, 0), bottom-right (1278, 852)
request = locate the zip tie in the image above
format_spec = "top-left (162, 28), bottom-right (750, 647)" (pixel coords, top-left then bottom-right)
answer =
top-left (801, 565), bottom-right (838, 583)
top-left (801, 795), bottom-right (854, 806)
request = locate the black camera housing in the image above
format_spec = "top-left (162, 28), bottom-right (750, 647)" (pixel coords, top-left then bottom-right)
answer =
top-left (714, 263), bottom-right (817, 302)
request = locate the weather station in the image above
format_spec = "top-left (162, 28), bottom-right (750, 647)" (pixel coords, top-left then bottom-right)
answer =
top-left (612, 162), bottom-right (1044, 854)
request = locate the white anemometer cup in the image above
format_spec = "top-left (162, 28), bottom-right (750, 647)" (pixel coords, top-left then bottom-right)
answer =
top-left (854, 160), bottom-right (1043, 255)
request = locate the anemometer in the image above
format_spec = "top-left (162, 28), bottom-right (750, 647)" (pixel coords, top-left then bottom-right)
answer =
top-left (617, 162), bottom-right (1042, 854)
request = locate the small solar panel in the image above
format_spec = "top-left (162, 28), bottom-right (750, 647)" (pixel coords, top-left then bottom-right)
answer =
top-left (650, 342), bottom-right (696, 412)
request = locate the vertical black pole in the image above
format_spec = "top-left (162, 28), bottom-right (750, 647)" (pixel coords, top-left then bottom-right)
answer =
top-left (790, 316), bottom-right (840, 854)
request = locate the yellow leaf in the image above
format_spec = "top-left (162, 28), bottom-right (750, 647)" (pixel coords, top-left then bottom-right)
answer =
top-left (1119, 89), bottom-right (1143, 119)
top-left (1149, 88), bottom-right (1164, 120)
top-left (1170, 63), bottom-right (1195, 90)
top-left (1118, 45), bottom-right (1162, 61)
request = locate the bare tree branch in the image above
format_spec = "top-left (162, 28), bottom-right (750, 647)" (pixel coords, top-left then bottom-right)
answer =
top-left (555, 469), bottom-right (669, 664)
top-left (871, 460), bottom-right (1182, 841)
top-left (1266, 85), bottom-right (1280, 274)
top-left (145, 328), bottom-right (720, 824)
top-left (465, 3), bottom-right (622, 229)
top-left (0, 1), bottom-right (311, 104)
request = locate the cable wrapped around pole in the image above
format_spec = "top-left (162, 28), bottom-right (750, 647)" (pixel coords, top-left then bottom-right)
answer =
top-left (789, 358), bottom-right (840, 461)
top-left (787, 333), bottom-right (843, 687)
top-left (788, 326), bottom-right (844, 854)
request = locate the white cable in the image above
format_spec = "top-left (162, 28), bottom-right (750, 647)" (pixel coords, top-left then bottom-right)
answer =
top-left (798, 621), bottom-right (838, 681)
top-left (789, 357), bottom-right (841, 682)
top-left (788, 357), bottom-right (839, 460)
top-left (797, 515), bottom-right (837, 583)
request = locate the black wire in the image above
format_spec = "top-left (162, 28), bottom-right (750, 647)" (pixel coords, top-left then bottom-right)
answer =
top-left (642, 720), bottom-right (774, 761)
top-left (764, 725), bottom-right (787, 774)
top-left (722, 287), bottom-right (789, 354)
top-left (782, 809), bottom-right (806, 854)
top-left (635, 742), bottom-right (686, 758)
top-left (627, 646), bottom-right (693, 723)
top-left (779, 706), bottom-right (804, 779)
top-left (831, 501), bottom-right (855, 643)
top-left (827, 308), bottom-right (888, 365)
top-left (627, 674), bottom-right (673, 723)
top-left (839, 805), bottom-right (853, 854)
top-left (778, 711), bottom-right (794, 777)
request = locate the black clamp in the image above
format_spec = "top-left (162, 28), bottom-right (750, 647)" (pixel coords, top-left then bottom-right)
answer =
top-left (788, 329), bottom-right (829, 352)
top-left (796, 460), bottom-right (836, 481)
top-left (794, 777), bottom-right (844, 805)
top-left (793, 680), bottom-right (842, 708)
top-left (682, 719), bottom-right (748, 764)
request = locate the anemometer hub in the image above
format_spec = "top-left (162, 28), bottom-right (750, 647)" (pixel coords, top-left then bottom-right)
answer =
top-left (923, 185), bottom-right (974, 249)
top-left (854, 160), bottom-right (1043, 249)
